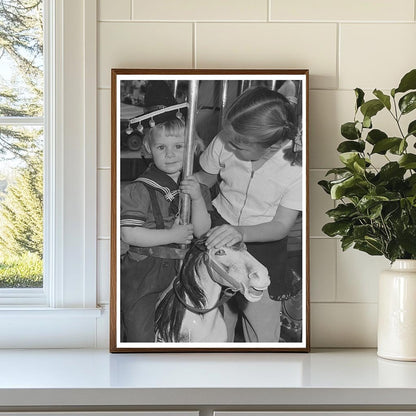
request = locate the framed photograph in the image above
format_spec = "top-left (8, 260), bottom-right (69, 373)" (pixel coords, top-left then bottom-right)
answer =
top-left (110, 69), bottom-right (309, 352)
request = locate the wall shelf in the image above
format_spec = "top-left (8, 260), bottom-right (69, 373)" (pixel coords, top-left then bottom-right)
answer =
top-left (0, 348), bottom-right (416, 413)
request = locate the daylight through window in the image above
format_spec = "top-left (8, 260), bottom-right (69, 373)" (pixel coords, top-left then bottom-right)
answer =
top-left (0, 0), bottom-right (44, 289)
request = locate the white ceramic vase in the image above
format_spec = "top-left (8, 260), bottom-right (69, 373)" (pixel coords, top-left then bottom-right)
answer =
top-left (378, 259), bottom-right (416, 361)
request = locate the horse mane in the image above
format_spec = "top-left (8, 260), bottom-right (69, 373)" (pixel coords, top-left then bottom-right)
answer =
top-left (155, 238), bottom-right (208, 342)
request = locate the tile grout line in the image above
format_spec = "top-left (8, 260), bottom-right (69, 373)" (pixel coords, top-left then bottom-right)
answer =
top-left (308, 168), bottom-right (339, 171)
top-left (267, 0), bottom-right (271, 22)
top-left (193, 22), bottom-right (197, 69)
top-left (309, 236), bottom-right (340, 239)
top-left (96, 87), bottom-right (393, 92)
top-left (336, 22), bottom-right (341, 90)
top-left (97, 19), bottom-right (415, 24)
top-left (311, 301), bottom-right (378, 305)
top-left (96, 168), bottom-right (341, 172)
top-left (333, 228), bottom-right (339, 303)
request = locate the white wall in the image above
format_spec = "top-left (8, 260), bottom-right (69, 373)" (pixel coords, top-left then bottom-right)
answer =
top-left (95, 0), bottom-right (416, 348)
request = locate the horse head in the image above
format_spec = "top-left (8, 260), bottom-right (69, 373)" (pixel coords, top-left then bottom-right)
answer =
top-left (155, 236), bottom-right (271, 342)
top-left (202, 239), bottom-right (271, 302)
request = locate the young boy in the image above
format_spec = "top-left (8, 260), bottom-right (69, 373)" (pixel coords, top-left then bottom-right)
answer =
top-left (120, 115), bottom-right (211, 343)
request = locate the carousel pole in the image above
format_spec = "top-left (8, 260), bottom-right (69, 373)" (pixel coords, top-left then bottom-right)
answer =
top-left (173, 80), bottom-right (179, 99)
top-left (239, 80), bottom-right (246, 95)
top-left (180, 80), bottom-right (199, 227)
top-left (218, 80), bottom-right (228, 130)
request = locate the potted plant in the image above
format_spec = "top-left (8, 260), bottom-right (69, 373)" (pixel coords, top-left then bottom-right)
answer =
top-left (319, 68), bottom-right (416, 361)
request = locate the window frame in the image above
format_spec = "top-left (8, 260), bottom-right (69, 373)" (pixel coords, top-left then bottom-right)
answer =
top-left (0, 0), bottom-right (100, 348)
top-left (0, 2), bottom-right (49, 305)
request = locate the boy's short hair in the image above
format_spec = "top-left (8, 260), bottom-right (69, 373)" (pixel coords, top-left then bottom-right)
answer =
top-left (143, 118), bottom-right (185, 154)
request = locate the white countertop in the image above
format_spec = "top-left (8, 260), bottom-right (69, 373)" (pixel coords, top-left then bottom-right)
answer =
top-left (0, 348), bottom-right (416, 408)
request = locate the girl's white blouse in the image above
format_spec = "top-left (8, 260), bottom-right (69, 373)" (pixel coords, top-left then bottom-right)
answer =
top-left (199, 136), bottom-right (302, 226)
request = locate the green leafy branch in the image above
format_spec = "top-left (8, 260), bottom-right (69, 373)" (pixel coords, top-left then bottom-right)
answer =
top-left (319, 69), bottom-right (416, 262)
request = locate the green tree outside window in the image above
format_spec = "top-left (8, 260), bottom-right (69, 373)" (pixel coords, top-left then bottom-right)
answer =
top-left (0, 0), bottom-right (44, 288)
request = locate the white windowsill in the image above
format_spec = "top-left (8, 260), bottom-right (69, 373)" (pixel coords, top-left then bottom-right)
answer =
top-left (0, 306), bottom-right (102, 316)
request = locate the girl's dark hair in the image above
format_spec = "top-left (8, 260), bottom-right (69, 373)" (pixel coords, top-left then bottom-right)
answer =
top-left (224, 86), bottom-right (298, 148)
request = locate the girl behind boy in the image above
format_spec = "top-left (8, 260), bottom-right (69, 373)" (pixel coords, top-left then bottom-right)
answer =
top-left (196, 86), bottom-right (302, 343)
top-left (120, 117), bottom-right (211, 342)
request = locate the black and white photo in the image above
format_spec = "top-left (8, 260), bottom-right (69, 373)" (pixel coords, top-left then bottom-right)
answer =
top-left (110, 70), bottom-right (309, 352)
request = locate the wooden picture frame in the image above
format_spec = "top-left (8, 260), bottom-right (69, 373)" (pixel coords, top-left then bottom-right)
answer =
top-left (110, 69), bottom-right (310, 352)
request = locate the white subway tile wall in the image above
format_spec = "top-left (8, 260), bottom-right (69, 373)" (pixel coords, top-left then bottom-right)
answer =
top-left (309, 170), bottom-right (334, 237)
top-left (97, 0), bottom-right (416, 347)
top-left (98, 90), bottom-right (111, 168)
top-left (97, 239), bottom-right (110, 305)
top-left (99, 0), bottom-right (131, 21)
top-left (336, 246), bottom-right (390, 303)
top-left (339, 24), bottom-right (416, 90)
top-left (311, 303), bottom-right (378, 347)
top-left (310, 239), bottom-right (336, 302)
top-left (270, 0), bottom-right (414, 22)
top-left (309, 90), bottom-right (355, 169)
top-left (196, 23), bottom-right (338, 89)
top-left (98, 169), bottom-right (111, 239)
top-left (98, 22), bottom-right (193, 88)
top-left (132, 0), bottom-right (268, 21)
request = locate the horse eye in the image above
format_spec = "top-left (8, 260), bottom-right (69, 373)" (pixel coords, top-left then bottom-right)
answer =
top-left (214, 249), bottom-right (226, 256)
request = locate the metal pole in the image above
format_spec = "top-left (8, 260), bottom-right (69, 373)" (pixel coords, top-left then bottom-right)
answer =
top-left (271, 80), bottom-right (277, 91)
top-left (173, 80), bottom-right (178, 99)
top-left (239, 80), bottom-right (246, 95)
top-left (180, 80), bottom-right (199, 226)
top-left (218, 80), bottom-right (228, 130)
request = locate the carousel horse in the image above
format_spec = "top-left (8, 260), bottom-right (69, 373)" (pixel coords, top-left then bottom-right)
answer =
top-left (155, 237), bottom-right (271, 342)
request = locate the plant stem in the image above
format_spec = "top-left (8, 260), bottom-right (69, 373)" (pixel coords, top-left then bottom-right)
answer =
top-left (379, 214), bottom-right (391, 241)
top-left (365, 238), bottom-right (384, 255)
top-left (391, 96), bottom-right (406, 139)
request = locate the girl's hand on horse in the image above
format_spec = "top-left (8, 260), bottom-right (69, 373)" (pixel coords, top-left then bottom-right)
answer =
top-left (180, 176), bottom-right (203, 202)
top-left (170, 217), bottom-right (194, 244)
top-left (205, 225), bottom-right (243, 249)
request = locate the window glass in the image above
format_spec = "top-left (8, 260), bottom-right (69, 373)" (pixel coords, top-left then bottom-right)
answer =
top-left (0, 0), bottom-right (44, 289)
